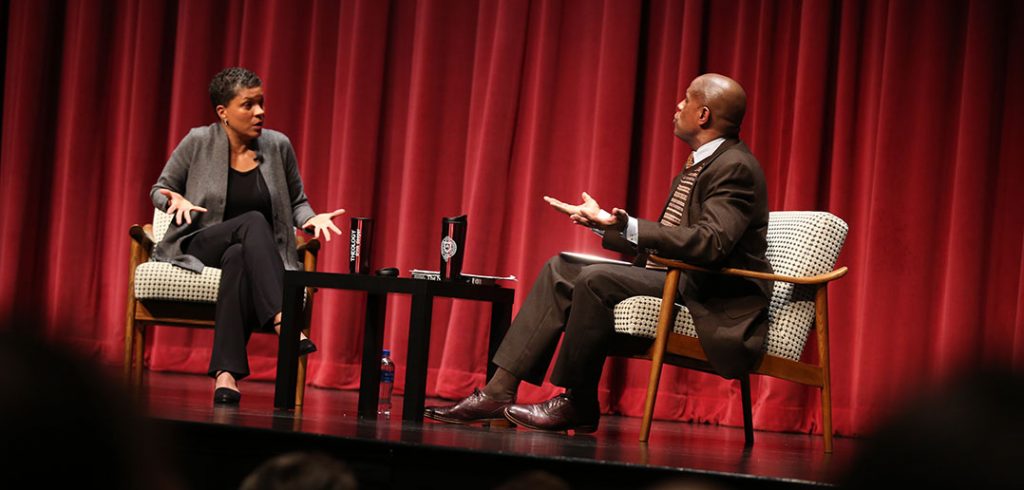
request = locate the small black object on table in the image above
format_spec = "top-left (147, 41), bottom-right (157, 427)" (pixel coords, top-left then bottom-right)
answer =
top-left (274, 271), bottom-right (515, 422)
top-left (375, 267), bottom-right (399, 277)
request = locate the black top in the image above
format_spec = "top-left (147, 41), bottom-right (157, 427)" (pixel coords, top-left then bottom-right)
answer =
top-left (224, 166), bottom-right (273, 225)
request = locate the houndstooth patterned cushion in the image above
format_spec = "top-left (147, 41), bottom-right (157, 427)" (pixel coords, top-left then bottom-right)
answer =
top-left (613, 211), bottom-right (848, 361)
top-left (134, 261), bottom-right (222, 302)
top-left (152, 208), bottom-right (172, 243)
top-left (133, 210), bottom-right (221, 302)
top-left (615, 296), bottom-right (698, 338)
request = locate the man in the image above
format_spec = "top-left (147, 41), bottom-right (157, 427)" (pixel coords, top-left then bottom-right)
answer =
top-left (425, 73), bottom-right (772, 433)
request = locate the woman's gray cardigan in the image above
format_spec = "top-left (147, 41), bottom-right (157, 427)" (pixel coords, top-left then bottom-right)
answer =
top-left (150, 123), bottom-right (316, 273)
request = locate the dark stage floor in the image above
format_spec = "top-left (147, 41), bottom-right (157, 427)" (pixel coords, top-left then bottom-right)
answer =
top-left (139, 371), bottom-right (857, 489)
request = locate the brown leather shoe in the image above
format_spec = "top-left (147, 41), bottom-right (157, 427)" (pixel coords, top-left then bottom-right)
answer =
top-left (423, 389), bottom-right (514, 426)
top-left (503, 393), bottom-right (599, 433)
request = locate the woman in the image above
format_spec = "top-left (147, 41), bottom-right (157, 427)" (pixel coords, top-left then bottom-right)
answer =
top-left (150, 67), bottom-right (344, 404)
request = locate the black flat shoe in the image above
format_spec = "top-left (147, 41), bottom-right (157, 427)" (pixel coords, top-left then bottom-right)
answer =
top-left (299, 338), bottom-right (318, 356)
top-left (214, 387), bottom-right (241, 405)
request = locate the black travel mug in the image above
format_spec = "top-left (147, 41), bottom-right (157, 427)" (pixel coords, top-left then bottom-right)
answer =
top-left (440, 215), bottom-right (467, 281)
top-left (349, 217), bottom-right (373, 274)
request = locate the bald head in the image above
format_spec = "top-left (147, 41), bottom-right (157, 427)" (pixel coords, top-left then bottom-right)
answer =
top-left (691, 73), bottom-right (747, 137)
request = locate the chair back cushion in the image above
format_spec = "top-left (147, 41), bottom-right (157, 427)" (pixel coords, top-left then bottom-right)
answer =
top-left (761, 211), bottom-right (848, 359)
top-left (614, 211), bottom-right (848, 361)
top-left (152, 208), bottom-right (172, 243)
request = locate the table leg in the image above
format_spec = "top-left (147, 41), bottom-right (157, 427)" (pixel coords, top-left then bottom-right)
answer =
top-left (358, 292), bottom-right (387, 418)
top-left (402, 293), bottom-right (433, 422)
top-left (274, 280), bottom-right (304, 409)
top-left (487, 298), bottom-right (513, 382)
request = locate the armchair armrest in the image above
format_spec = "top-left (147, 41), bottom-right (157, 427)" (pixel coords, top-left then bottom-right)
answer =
top-left (295, 234), bottom-right (321, 276)
top-left (129, 224), bottom-right (155, 250)
top-left (648, 255), bottom-right (848, 285)
top-left (127, 224), bottom-right (155, 268)
top-left (295, 235), bottom-right (321, 255)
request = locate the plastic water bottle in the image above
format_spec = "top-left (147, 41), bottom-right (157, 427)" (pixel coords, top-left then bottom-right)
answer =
top-left (378, 349), bottom-right (395, 418)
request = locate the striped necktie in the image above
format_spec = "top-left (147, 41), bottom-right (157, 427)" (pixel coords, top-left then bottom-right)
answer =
top-left (646, 152), bottom-right (708, 269)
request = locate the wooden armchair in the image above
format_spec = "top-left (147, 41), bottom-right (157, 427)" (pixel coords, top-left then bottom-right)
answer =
top-left (612, 211), bottom-right (848, 452)
top-left (124, 209), bottom-right (320, 405)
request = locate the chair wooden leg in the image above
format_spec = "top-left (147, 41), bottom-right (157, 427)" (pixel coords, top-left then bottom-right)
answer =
top-left (296, 295), bottom-right (315, 407)
top-left (640, 269), bottom-right (682, 442)
top-left (740, 375), bottom-right (754, 447)
top-left (821, 380), bottom-right (833, 453)
top-left (816, 285), bottom-right (834, 453)
top-left (124, 304), bottom-right (136, 384)
top-left (296, 349), bottom-right (308, 407)
top-left (640, 356), bottom-right (665, 442)
top-left (132, 324), bottom-right (145, 389)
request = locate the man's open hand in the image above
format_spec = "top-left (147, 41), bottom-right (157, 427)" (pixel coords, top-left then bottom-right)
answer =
top-left (543, 192), bottom-right (628, 232)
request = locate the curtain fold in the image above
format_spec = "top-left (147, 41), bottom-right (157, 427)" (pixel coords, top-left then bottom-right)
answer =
top-left (2, 0), bottom-right (1021, 437)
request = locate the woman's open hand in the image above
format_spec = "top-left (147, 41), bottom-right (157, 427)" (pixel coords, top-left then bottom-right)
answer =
top-left (159, 189), bottom-right (208, 225)
top-left (302, 209), bottom-right (346, 242)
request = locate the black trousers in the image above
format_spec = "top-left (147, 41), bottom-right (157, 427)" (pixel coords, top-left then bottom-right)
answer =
top-left (183, 211), bottom-right (284, 380)
top-left (491, 255), bottom-right (668, 391)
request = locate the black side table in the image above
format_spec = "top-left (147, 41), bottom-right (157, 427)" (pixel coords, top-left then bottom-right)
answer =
top-left (274, 271), bottom-right (514, 422)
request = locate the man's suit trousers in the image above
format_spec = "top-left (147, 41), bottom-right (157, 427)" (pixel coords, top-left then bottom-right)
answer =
top-left (492, 254), bottom-right (669, 390)
top-left (183, 211), bottom-right (284, 380)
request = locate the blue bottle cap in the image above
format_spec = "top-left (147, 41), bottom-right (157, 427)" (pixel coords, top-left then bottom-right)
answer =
top-left (382, 349), bottom-right (390, 356)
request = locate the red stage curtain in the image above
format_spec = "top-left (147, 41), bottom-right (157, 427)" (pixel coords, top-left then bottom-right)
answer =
top-left (1, 0), bottom-right (1021, 437)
